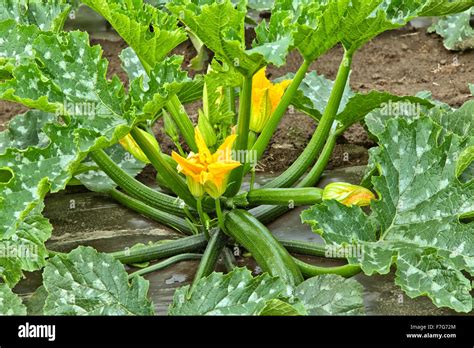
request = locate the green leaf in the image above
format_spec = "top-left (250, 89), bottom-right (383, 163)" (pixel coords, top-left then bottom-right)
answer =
top-left (0, 28), bottom-right (136, 238)
top-left (288, 71), bottom-right (433, 130)
top-left (120, 46), bottom-right (203, 106)
top-left (82, 0), bottom-right (187, 72)
top-left (259, 299), bottom-right (306, 316)
top-left (168, 267), bottom-right (288, 315)
top-left (419, 0), bottom-right (474, 16)
top-left (0, 0), bottom-right (71, 32)
top-left (0, 213), bottom-right (52, 286)
top-left (428, 8), bottom-right (474, 51)
top-left (295, 275), bottom-right (365, 315)
top-left (203, 60), bottom-right (241, 127)
top-left (168, 0), bottom-right (260, 75)
top-left (0, 110), bottom-right (56, 154)
top-left (0, 19), bottom-right (41, 63)
top-left (128, 54), bottom-right (193, 117)
top-left (469, 83), bottom-right (474, 95)
top-left (0, 284), bottom-right (27, 315)
top-left (43, 246), bottom-right (155, 315)
top-left (302, 117), bottom-right (474, 312)
top-left (25, 285), bottom-right (48, 315)
top-left (276, 0), bottom-right (351, 62)
top-left (340, 0), bottom-right (408, 52)
top-left (168, 0), bottom-right (292, 75)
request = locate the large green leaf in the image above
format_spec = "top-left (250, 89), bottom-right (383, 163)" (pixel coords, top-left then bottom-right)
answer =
top-left (0, 0), bottom-right (71, 32)
top-left (294, 275), bottom-right (365, 315)
top-left (0, 284), bottom-right (27, 315)
top-left (419, 0), bottom-right (474, 16)
top-left (272, 0), bottom-right (351, 62)
top-left (288, 71), bottom-right (433, 130)
top-left (169, 267), bottom-right (366, 315)
top-left (0, 26), bottom-right (182, 285)
top-left (0, 28), bottom-right (134, 238)
top-left (302, 116), bottom-right (474, 312)
top-left (120, 46), bottom-right (204, 106)
top-left (428, 8), bottom-right (474, 51)
top-left (43, 246), bottom-right (155, 315)
top-left (168, 0), bottom-right (261, 76)
top-left (0, 19), bottom-right (40, 63)
top-left (82, 0), bottom-right (186, 72)
top-left (168, 0), bottom-right (295, 75)
top-left (0, 213), bottom-right (52, 286)
top-left (169, 267), bottom-right (289, 315)
top-left (0, 110), bottom-right (56, 154)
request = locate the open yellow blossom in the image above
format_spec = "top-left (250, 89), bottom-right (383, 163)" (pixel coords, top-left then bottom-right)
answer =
top-left (171, 128), bottom-right (241, 198)
top-left (250, 67), bottom-right (292, 133)
top-left (322, 182), bottom-right (376, 207)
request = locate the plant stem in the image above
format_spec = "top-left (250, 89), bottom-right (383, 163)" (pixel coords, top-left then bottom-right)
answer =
top-left (247, 130), bottom-right (257, 149)
top-left (90, 149), bottom-right (186, 217)
top-left (226, 75), bottom-right (253, 196)
top-left (263, 50), bottom-right (353, 188)
top-left (226, 86), bottom-right (236, 115)
top-left (190, 229), bottom-right (227, 294)
top-left (215, 199), bottom-right (225, 232)
top-left (250, 59), bottom-right (311, 165)
top-left (293, 257), bottom-right (361, 278)
top-left (130, 127), bottom-right (197, 208)
top-left (109, 189), bottom-right (192, 235)
top-left (279, 239), bottom-right (334, 258)
top-left (196, 197), bottom-right (209, 239)
top-left (249, 166), bottom-right (256, 191)
top-left (222, 247), bottom-right (237, 272)
top-left (298, 132), bottom-right (337, 187)
top-left (128, 253), bottom-right (202, 279)
top-left (165, 94), bottom-right (198, 152)
top-left (111, 234), bottom-right (207, 264)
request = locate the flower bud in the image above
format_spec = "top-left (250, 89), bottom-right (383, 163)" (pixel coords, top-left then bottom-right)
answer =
top-left (119, 129), bottom-right (159, 164)
top-left (322, 182), bottom-right (375, 207)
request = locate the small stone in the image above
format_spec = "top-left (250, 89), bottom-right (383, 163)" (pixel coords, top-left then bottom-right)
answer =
top-left (401, 43), bottom-right (409, 50)
top-left (440, 59), bottom-right (447, 65)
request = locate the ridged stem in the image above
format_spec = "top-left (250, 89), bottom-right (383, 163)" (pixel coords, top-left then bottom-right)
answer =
top-left (263, 50), bottom-right (353, 189)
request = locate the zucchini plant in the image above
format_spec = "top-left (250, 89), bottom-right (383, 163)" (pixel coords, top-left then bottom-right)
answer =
top-left (0, 0), bottom-right (473, 315)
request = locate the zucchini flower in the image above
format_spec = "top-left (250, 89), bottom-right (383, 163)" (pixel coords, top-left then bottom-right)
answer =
top-left (250, 67), bottom-right (292, 133)
top-left (119, 129), bottom-right (159, 164)
top-left (171, 127), bottom-right (241, 198)
top-left (322, 182), bottom-right (376, 207)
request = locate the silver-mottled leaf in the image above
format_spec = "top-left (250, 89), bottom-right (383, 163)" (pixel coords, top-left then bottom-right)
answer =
top-left (0, 284), bottom-right (27, 315)
top-left (43, 246), bottom-right (155, 315)
top-left (168, 267), bottom-right (288, 315)
top-left (302, 116), bottom-right (474, 312)
top-left (295, 275), bottom-right (365, 315)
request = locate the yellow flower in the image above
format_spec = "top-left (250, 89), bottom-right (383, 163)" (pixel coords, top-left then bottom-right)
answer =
top-left (171, 127), bottom-right (241, 198)
top-left (119, 129), bottom-right (159, 163)
top-left (322, 182), bottom-right (376, 207)
top-left (250, 67), bottom-right (292, 133)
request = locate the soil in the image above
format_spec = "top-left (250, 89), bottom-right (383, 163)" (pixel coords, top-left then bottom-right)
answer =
top-left (1, 25), bottom-right (473, 175)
